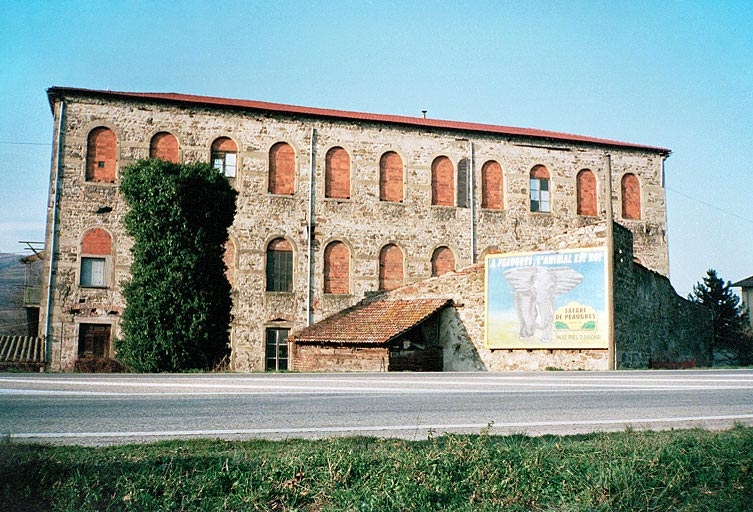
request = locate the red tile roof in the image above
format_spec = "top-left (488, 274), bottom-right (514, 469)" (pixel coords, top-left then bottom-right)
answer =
top-left (47, 86), bottom-right (670, 154)
top-left (290, 298), bottom-right (452, 345)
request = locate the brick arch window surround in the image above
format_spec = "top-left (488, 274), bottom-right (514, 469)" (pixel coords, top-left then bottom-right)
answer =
top-left (529, 165), bottom-right (551, 213)
top-left (323, 241), bottom-right (350, 294)
top-left (269, 142), bottom-right (295, 195)
top-left (86, 127), bottom-right (117, 183)
top-left (621, 173), bottom-right (641, 220)
top-left (325, 147), bottom-right (350, 199)
top-left (431, 246), bottom-right (455, 277)
top-left (149, 132), bottom-right (179, 163)
top-left (431, 156), bottom-right (454, 206)
top-left (576, 169), bottom-right (597, 216)
top-left (80, 228), bottom-right (112, 288)
top-left (266, 238), bottom-right (293, 292)
top-left (379, 151), bottom-right (403, 202)
top-left (481, 160), bottom-right (503, 209)
top-left (378, 244), bottom-right (403, 291)
top-left (211, 137), bottom-right (237, 178)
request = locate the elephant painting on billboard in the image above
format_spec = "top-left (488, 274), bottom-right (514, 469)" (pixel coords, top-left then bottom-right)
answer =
top-left (502, 266), bottom-right (584, 342)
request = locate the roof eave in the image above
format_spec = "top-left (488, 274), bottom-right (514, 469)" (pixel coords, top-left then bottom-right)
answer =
top-left (46, 86), bottom-right (671, 154)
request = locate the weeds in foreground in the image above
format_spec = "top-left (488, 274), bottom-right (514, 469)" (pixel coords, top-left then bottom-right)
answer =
top-left (1, 427), bottom-right (752, 511)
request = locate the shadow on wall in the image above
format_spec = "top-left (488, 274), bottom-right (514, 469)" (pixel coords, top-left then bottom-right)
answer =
top-left (440, 307), bottom-right (486, 371)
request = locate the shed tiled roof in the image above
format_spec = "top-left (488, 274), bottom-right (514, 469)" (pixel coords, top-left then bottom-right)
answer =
top-left (291, 299), bottom-right (452, 345)
top-left (733, 276), bottom-right (753, 288)
top-left (0, 335), bottom-right (45, 366)
top-left (47, 86), bottom-right (670, 154)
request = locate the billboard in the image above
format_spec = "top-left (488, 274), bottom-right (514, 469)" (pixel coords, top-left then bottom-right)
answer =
top-left (485, 247), bottom-right (609, 349)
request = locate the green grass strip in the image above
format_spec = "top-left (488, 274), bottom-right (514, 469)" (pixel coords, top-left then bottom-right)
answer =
top-left (2, 426), bottom-right (752, 511)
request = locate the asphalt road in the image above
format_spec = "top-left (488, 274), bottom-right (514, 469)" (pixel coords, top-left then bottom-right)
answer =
top-left (1, 370), bottom-right (752, 445)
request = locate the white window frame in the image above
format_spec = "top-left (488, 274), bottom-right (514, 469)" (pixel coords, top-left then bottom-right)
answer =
top-left (530, 177), bottom-right (551, 213)
top-left (212, 151), bottom-right (237, 178)
top-left (80, 256), bottom-right (108, 288)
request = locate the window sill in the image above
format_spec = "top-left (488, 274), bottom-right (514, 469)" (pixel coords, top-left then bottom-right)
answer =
top-left (83, 180), bottom-right (117, 186)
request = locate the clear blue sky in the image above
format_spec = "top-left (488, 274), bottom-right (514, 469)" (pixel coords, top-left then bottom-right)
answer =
top-left (1, 0), bottom-right (751, 297)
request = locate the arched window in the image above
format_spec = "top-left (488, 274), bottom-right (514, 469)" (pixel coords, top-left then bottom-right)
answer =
top-left (211, 137), bottom-right (237, 178)
top-left (325, 147), bottom-right (350, 199)
top-left (379, 244), bottom-right (403, 291)
top-left (576, 169), bottom-right (597, 216)
top-left (85, 127), bottom-right (117, 183)
top-left (149, 132), bottom-right (179, 163)
top-left (431, 246), bottom-right (455, 277)
top-left (621, 173), bottom-right (641, 220)
top-left (529, 165), bottom-right (551, 212)
top-left (323, 241), bottom-right (350, 294)
top-left (481, 160), bottom-right (503, 209)
top-left (269, 142), bottom-right (295, 195)
top-left (431, 156), bottom-right (454, 206)
top-left (80, 228), bottom-right (112, 288)
top-left (266, 238), bottom-right (293, 292)
top-left (379, 151), bottom-right (403, 202)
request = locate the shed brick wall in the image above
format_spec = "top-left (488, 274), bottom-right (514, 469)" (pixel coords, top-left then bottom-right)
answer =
top-left (293, 344), bottom-right (387, 372)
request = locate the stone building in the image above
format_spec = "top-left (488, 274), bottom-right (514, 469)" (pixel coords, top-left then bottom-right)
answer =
top-left (40, 86), bottom-right (706, 372)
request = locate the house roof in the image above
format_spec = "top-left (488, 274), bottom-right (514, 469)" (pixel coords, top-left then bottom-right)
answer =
top-left (47, 86), bottom-right (671, 155)
top-left (290, 298), bottom-right (452, 345)
top-left (732, 276), bottom-right (753, 288)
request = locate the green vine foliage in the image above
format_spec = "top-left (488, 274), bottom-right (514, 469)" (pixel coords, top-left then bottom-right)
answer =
top-left (118, 159), bottom-right (238, 372)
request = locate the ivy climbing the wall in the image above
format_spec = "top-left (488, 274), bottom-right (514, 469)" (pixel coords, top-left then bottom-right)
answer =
top-left (118, 159), bottom-right (237, 372)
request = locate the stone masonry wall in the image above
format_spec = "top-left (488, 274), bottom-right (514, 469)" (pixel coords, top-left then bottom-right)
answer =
top-left (41, 90), bottom-right (669, 371)
top-left (612, 224), bottom-right (712, 368)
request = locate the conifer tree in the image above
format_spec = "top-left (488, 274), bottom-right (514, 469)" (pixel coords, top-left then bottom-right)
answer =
top-left (118, 159), bottom-right (237, 372)
top-left (689, 269), bottom-right (752, 365)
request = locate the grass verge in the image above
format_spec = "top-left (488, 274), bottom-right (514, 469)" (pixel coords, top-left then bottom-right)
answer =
top-left (1, 426), bottom-right (752, 511)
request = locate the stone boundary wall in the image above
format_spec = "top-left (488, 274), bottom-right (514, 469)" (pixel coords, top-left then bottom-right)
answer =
top-left (612, 224), bottom-right (712, 368)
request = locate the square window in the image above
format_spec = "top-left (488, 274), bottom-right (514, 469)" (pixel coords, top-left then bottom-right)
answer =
top-left (81, 257), bottom-right (106, 287)
top-left (97, 161), bottom-right (106, 168)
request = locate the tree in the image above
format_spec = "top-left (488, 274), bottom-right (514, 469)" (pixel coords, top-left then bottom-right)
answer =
top-left (688, 269), bottom-right (752, 366)
top-left (118, 159), bottom-right (237, 372)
